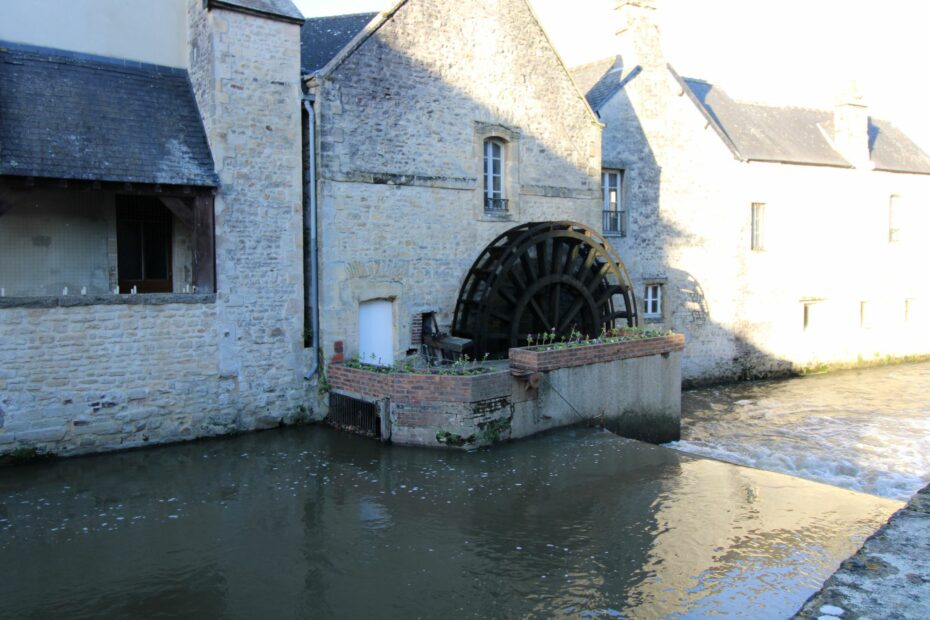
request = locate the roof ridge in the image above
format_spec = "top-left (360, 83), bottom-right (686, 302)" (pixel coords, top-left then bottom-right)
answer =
top-left (0, 40), bottom-right (188, 76)
top-left (304, 11), bottom-right (379, 21)
top-left (569, 55), bottom-right (621, 73)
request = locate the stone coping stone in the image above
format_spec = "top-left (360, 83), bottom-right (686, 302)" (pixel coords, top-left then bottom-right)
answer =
top-left (509, 333), bottom-right (685, 373)
top-left (0, 294), bottom-right (216, 309)
top-left (328, 363), bottom-right (512, 404)
top-left (793, 482), bottom-right (930, 619)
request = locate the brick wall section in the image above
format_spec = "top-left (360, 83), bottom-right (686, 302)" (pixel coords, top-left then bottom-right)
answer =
top-left (328, 365), bottom-right (511, 404)
top-left (509, 334), bottom-right (685, 373)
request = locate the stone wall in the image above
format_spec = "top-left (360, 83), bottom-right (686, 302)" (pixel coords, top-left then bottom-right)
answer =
top-left (0, 3), bottom-right (308, 457)
top-left (0, 300), bottom-right (223, 454)
top-left (598, 54), bottom-right (930, 384)
top-left (309, 0), bottom-right (604, 380)
top-left (187, 1), bottom-right (308, 418)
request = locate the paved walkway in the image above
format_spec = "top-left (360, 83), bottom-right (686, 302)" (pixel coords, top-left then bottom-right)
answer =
top-left (794, 483), bottom-right (930, 619)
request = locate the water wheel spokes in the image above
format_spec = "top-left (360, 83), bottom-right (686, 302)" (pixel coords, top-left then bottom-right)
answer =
top-left (452, 221), bottom-right (638, 358)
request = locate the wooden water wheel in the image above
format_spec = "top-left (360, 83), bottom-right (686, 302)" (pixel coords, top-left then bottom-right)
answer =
top-left (452, 221), bottom-right (638, 358)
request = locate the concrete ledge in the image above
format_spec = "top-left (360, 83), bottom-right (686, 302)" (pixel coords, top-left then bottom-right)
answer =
top-left (509, 333), bottom-right (685, 373)
top-left (0, 294), bottom-right (216, 309)
top-left (794, 483), bottom-right (930, 619)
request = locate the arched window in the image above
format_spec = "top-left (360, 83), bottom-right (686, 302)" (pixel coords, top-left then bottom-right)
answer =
top-left (483, 138), bottom-right (507, 212)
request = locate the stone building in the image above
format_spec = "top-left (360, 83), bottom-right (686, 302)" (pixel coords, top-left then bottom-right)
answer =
top-left (301, 0), bottom-right (605, 372)
top-left (0, 0), bottom-right (310, 456)
top-left (0, 0), bottom-right (619, 456)
top-left (572, 0), bottom-right (930, 384)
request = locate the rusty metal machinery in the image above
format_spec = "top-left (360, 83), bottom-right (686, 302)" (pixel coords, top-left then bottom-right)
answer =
top-left (452, 221), bottom-right (638, 358)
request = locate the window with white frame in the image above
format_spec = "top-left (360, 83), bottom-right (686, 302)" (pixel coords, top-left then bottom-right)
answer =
top-left (803, 303), bottom-right (813, 330)
top-left (602, 170), bottom-right (626, 236)
top-left (644, 284), bottom-right (662, 319)
top-left (888, 194), bottom-right (901, 243)
top-left (860, 300), bottom-right (872, 329)
top-left (483, 139), bottom-right (506, 212)
top-left (751, 202), bottom-right (765, 251)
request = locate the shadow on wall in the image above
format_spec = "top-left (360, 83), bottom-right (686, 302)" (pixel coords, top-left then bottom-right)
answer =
top-left (599, 71), bottom-right (794, 387)
top-left (312, 2), bottom-right (608, 365)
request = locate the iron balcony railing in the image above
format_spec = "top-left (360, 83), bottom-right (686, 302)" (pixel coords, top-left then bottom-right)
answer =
top-left (484, 197), bottom-right (509, 213)
top-left (603, 209), bottom-right (626, 236)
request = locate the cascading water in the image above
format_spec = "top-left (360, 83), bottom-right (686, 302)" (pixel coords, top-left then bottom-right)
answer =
top-left (667, 361), bottom-right (930, 501)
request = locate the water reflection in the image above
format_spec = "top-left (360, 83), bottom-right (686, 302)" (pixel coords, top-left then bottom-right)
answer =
top-left (0, 426), bottom-right (897, 618)
top-left (671, 361), bottom-right (930, 500)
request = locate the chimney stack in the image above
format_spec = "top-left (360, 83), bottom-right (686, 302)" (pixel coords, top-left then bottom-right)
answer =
top-left (832, 82), bottom-right (871, 169)
top-left (615, 0), bottom-right (665, 70)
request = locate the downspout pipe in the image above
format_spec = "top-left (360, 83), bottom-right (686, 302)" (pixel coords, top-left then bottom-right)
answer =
top-left (303, 96), bottom-right (320, 380)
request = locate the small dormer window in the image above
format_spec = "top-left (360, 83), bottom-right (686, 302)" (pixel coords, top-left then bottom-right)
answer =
top-left (484, 138), bottom-right (507, 212)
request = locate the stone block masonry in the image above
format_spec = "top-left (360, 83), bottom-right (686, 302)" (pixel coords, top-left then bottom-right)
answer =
top-left (0, 302), bottom-right (228, 455)
top-left (0, 1), bottom-right (309, 459)
top-left (309, 0), bottom-right (605, 384)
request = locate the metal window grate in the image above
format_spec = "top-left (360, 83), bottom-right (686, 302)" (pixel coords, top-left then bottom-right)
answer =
top-left (327, 393), bottom-right (381, 439)
top-left (602, 209), bottom-right (626, 236)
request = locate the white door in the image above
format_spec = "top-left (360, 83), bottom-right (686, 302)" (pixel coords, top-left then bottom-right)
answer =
top-left (359, 299), bottom-right (394, 367)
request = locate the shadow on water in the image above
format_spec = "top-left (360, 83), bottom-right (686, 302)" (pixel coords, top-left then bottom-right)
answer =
top-left (0, 425), bottom-right (899, 619)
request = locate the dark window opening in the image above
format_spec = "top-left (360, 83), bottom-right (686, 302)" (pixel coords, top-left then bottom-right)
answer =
top-left (116, 196), bottom-right (173, 294)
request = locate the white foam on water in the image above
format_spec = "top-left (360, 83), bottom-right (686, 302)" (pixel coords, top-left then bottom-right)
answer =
top-left (667, 364), bottom-right (930, 501)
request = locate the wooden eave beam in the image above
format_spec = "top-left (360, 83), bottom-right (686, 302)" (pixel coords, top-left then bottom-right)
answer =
top-left (158, 197), bottom-right (195, 229)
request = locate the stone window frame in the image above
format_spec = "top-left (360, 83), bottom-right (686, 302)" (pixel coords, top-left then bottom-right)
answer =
top-left (643, 282), bottom-right (664, 322)
top-left (601, 168), bottom-right (627, 238)
top-left (474, 122), bottom-right (520, 222)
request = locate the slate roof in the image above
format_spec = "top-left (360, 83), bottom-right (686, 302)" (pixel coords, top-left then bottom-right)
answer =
top-left (571, 56), bottom-right (624, 111)
top-left (0, 42), bottom-right (218, 187)
top-left (301, 12), bottom-right (378, 74)
top-left (573, 56), bottom-right (930, 174)
top-left (208, 0), bottom-right (304, 24)
top-left (680, 77), bottom-right (850, 168)
top-left (868, 118), bottom-right (930, 175)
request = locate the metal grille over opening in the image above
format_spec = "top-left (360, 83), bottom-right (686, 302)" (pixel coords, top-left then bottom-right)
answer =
top-left (452, 221), bottom-right (638, 358)
top-left (327, 393), bottom-right (381, 439)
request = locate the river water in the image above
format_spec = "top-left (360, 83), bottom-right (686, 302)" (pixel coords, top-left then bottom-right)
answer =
top-left (670, 361), bottom-right (930, 501)
top-left (4, 363), bottom-right (928, 618)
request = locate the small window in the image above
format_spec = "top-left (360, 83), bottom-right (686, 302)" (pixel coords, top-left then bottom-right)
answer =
top-left (644, 284), bottom-right (662, 319)
top-left (483, 139), bottom-right (507, 213)
top-left (602, 170), bottom-right (627, 237)
top-left (116, 196), bottom-right (173, 294)
top-left (888, 194), bottom-right (901, 243)
top-left (859, 301), bottom-right (872, 329)
top-left (751, 202), bottom-right (765, 251)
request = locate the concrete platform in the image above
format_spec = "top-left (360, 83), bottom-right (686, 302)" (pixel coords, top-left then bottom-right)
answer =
top-left (794, 483), bottom-right (930, 619)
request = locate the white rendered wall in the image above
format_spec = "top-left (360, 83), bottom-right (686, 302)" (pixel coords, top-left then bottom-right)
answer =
top-left (0, 0), bottom-right (188, 67)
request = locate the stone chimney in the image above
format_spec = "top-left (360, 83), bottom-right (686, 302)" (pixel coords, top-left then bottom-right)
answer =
top-left (832, 82), bottom-right (871, 168)
top-left (615, 0), bottom-right (665, 70)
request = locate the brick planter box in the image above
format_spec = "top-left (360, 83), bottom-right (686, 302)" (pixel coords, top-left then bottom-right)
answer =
top-left (326, 364), bottom-right (514, 449)
top-left (509, 333), bottom-right (685, 373)
top-left (327, 364), bottom-right (511, 403)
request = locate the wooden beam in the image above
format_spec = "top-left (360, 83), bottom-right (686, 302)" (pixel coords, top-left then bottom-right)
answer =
top-left (158, 197), bottom-right (194, 229)
top-left (192, 194), bottom-right (216, 294)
